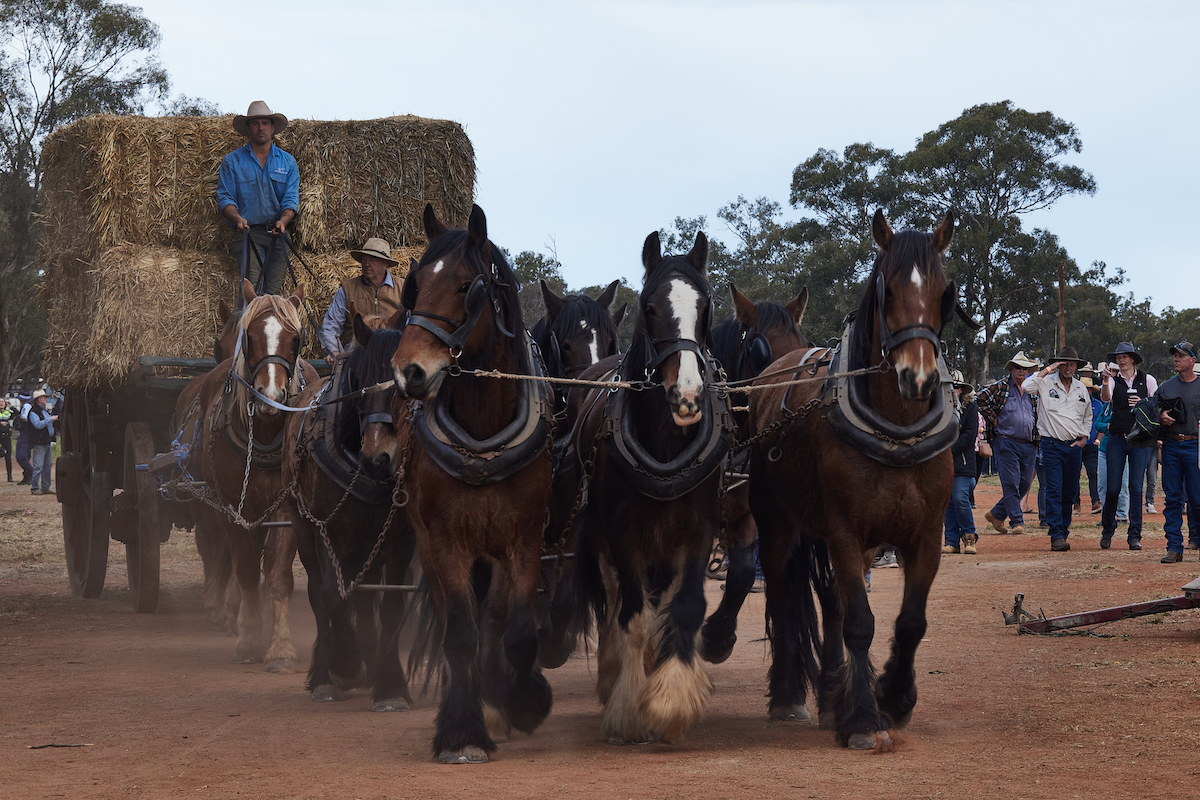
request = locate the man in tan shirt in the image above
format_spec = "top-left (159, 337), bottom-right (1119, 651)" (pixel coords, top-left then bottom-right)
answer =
top-left (319, 238), bottom-right (403, 356)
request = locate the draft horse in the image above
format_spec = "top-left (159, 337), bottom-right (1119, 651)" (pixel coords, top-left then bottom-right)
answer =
top-left (392, 204), bottom-right (554, 763)
top-left (284, 314), bottom-right (417, 709)
top-left (749, 210), bottom-right (959, 749)
top-left (559, 231), bottom-right (733, 744)
top-left (698, 283), bottom-right (810, 664)
top-left (177, 279), bottom-right (319, 668)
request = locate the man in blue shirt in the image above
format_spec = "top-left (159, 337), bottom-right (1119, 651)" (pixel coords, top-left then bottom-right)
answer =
top-left (216, 101), bottom-right (299, 296)
top-left (26, 389), bottom-right (58, 495)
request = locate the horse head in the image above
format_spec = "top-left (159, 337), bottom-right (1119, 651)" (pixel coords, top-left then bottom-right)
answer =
top-left (866, 209), bottom-right (955, 402)
top-left (635, 231), bottom-right (711, 426)
top-left (342, 314), bottom-right (403, 480)
top-left (537, 278), bottom-right (624, 378)
top-left (727, 284), bottom-right (810, 380)
top-left (393, 203), bottom-right (522, 400)
top-left (236, 279), bottom-right (307, 417)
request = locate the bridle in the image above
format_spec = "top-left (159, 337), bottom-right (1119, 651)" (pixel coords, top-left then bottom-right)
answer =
top-left (400, 252), bottom-right (517, 361)
top-left (637, 271), bottom-right (714, 382)
top-left (873, 269), bottom-right (981, 360)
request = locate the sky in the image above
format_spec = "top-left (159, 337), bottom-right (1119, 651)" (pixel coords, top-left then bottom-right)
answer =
top-left (137, 0), bottom-right (1198, 313)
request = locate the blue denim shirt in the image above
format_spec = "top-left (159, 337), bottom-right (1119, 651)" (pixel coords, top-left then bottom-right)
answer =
top-left (216, 143), bottom-right (300, 226)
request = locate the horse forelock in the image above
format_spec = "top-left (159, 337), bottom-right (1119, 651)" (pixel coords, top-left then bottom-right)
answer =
top-left (626, 255), bottom-right (711, 379)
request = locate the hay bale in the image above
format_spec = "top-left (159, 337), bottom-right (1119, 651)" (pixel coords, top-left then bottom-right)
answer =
top-left (38, 114), bottom-right (474, 257)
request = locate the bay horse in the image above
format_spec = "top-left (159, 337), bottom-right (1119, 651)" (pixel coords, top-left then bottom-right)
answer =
top-left (556, 231), bottom-right (733, 744)
top-left (285, 313), bottom-right (417, 709)
top-left (698, 283), bottom-right (810, 664)
top-left (392, 204), bottom-right (554, 763)
top-left (180, 279), bottom-right (319, 669)
top-left (748, 210), bottom-right (958, 749)
top-left (530, 279), bottom-right (626, 668)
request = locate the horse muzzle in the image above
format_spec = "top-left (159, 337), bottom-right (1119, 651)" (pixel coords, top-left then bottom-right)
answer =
top-left (897, 365), bottom-right (939, 402)
top-left (394, 361), bottom-right (445, 400)
top-left (667, 384), bottom-right (704, 427)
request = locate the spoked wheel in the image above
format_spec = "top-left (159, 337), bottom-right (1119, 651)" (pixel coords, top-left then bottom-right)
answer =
top-left (59, 389), bottom-right (110, 598)
top-left (121, 421), bottom-right (161, 613)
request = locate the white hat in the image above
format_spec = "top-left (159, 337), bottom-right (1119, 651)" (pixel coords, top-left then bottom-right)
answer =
top-left (233, 101), bottom-right (288, 136)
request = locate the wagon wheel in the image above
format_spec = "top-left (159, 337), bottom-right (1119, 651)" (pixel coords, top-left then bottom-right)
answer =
top-left (121, 422), bottom-right (161, 613)
top-left (59, 389), bottom-right (110, 599)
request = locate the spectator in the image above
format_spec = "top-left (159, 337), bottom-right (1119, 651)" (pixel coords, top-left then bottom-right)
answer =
top-left (1098, 342), bottom-right (1157, 550)
top-left (319, 238), bottom-right (403, 356)
top-left (1154, 342), bottom-right (1200, 563)
top-left (1022, 347), bottom-right (1093, 552)
top-left (1077, 373), bottom-right (1103, 513)
top-left (14, 391), bottom-right (32, 485)
top-left (26, 389), bottom-right (58, 495)
top-left (977, 351), bottom-right (1040, 536)
top-left (943, 370), bottom-right (981, 555)
top-left (0, 397), bottom-right (12, 481)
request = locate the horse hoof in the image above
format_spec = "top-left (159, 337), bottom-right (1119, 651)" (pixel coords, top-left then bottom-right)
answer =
top-left (437, 746), bottom-right (489, 764)
top-left (847, 732), bottom-right (891, 751)
top-left (607, 733), bottom-right (656, 746)
top-left (769, 704), bottom-right (811, 723)
top-left (698, 635), bottom-right (735, 665)
top-left (818, 710), bottom-right (837, 731)
top-left (264, 657), bottom-right (296, 674)
top-left (371, 697), bottom-right (410, 713)
top-left (311, 685), bottom-right (345, 702)
top-left (230, 654), bottom-right (261, 665)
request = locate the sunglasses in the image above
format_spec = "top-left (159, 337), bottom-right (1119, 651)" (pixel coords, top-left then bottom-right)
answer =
top-left (1172, 343), bottom-right (1197, 358)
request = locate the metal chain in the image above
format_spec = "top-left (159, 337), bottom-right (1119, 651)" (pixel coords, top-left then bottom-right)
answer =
top-left (236, 402), bottom-right (255, 517)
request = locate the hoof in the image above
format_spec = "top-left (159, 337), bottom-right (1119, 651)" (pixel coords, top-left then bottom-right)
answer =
top-left (607, 733), bottom-right (656, 746)
top-left (848, 733), bottom-right (879, 750)
top-left (697, 632), bottom-right (735, 665)
top-left (437, 746), bottom-right (489, 764)
top-left (264, 657), bottom-right (296, 674)
top-left (230, 653), bottom-right (262, 665)
top-left (371, 697), bottom-right (410, 713)
top-left (818, 710), bottom-right (836, 730)
top-left (311, 684), bottom-right (345, 702)
top-left (769, 704), bottom-right (811, 723)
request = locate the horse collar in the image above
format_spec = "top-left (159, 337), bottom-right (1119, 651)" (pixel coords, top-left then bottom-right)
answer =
top-left (822, 319), bottom-right (957, 467)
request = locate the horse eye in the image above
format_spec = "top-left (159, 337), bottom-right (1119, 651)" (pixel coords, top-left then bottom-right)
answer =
top-left (645, 304), bottom-right (657, 318)
top-left (561, 342), bottom-right (573, 352)
top-left (459, 282), bottom-right (471, 294)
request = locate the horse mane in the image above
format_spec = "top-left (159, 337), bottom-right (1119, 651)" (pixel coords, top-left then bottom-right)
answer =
top-left (335, 327), bottom-right (404, 455)
top-left (533, 292), bottom-right (620, 370)
top-left (711, 302), bottom-right (804, 381)
top-left (417, 228), bottom-right (532, 373)
top-left (850, 229), bottom-right (945, 372)
top-left (624, 254), bottom-right (712, 381)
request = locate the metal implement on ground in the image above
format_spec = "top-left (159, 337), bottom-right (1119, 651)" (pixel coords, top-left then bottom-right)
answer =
top-left (1003, 576), bottom-right (1200, 634)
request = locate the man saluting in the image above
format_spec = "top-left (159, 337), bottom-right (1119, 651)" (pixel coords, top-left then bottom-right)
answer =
top-left (216, 101), bottom-right (299, 296)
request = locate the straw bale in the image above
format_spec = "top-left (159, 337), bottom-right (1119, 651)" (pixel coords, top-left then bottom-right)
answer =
top-left (37, 114), bottom-right (474, 257)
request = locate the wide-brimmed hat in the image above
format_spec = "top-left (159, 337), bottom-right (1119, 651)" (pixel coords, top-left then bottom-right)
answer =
top-left (1004, 351), bottom-right (1040, 371)
top-left (1105, 341), bottom-right (1142, 365)
top-left (233, 101), bottom-right (288, 137)
top-left (948, 369), bottom-right (972, 389)
top-left (1050, 346), bottom-right (1087, 367)
top-left (31, 389), bottom-right (48, 401)
top-left (1168, 341), bottom-right (1197, 359)
top-left (1078, 361), bottom-right (1095, 375)
top-left (1080, 375), bottom-right (1096, 389)
top-left (350, 238), bottom-right (399, 267)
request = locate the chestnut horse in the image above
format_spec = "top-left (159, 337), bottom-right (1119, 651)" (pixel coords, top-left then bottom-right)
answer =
top-left (698, 284), bottom-right (810, 664)
top-left (285, 314), bottom-right (417, 709)
top-left (181, 280), bottom-right (319, 668)
top-left (393, 204), bottom-right (553, 763)
top-left (556, 231), bottom-right (733, 744)
top-left (748, 210), bottom-right (958, 749)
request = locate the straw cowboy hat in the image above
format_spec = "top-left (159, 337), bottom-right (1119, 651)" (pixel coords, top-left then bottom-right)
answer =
top-left (1004, 350), bottom-right (1040, 371)
top-left (31, 389), bottom-right (49, 401)
top-left (350, 238), bottom-right (399, 267)
top-left (1049, 346), bottom-right (1087, 367)
top-left (1080, 375), bottom-right (1096, 389)
top-left (948, 369), bottom-right (972, 389)
top-left (1105, 341), bottom-right (1142, 365)
top-left (233, 101), bottom-right (288, 136)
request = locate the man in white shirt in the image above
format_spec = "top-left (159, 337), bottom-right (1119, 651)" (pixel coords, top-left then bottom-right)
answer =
top-left (1023, 346), bottom-right (1093, 552)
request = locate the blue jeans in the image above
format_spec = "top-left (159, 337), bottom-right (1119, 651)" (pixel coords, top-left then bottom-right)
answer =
top-left (1102, 434), bottom-right (1151, 541)
top-left (1036, 445), bottom-right (1047, 525)
top-left (1097, 448), bottom-right (1130, 519)
top-left (943, 475), bottom-right (977, 548)
top-left (1077, 443), bottom-right (1099, 505)
top-left (15, 430), bottom-right (31, 478)
top-left (1041, 438), bottom-right (1083, 542)
top-left (1160, 439), bottom-right (1200, 553)
top-left (989, 436), bottom-right (1037, 527)
top-left (30, 443), bottom-right (52, 493)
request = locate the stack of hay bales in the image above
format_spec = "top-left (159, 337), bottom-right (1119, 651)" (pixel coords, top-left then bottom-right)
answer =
top-left (38, 114), bottom-right (475, 388)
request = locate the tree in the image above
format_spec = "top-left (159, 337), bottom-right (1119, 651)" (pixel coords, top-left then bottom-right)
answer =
top-left (0, 0), bottom-right (169, 387)
top-left (507, 248), bottom-right (564, 329)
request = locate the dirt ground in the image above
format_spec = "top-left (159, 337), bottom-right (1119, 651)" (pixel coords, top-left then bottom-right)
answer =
top-left (2, 474), bottom-right (1199, 800)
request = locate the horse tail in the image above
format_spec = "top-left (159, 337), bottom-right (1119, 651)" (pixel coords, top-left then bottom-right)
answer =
top-left (405, 574), bottom-right (447, 696)
top-left (765, 533), bottom-right (826, 705)
top-left (571, 522), bottom-right (605, 644)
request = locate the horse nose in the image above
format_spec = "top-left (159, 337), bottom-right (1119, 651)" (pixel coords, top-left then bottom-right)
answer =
top-left (366, 451), bottom-right (392, 479)
top-left (402, 363), bottom-right (427, 398)
top-left (898, 366), bottom-right (938, 401)
top-left (667, 384), bottom-right (701, 420)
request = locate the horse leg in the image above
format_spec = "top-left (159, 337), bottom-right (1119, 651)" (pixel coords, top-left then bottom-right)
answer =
top-left (814, 559), bottom-right (845, 731)
top-left (230, 529), bottom-right (268, 664)
top-left (501, 544), bottom-right (553, 735)
top-left (295, 517), bottom-right (341, 701)
top-left (371, 555), bottom-right (414, 712)
top-left (699, 494), bottom-right (756, 663)
top-left (263, 527), bottom-right (300, 672)
top-left (431, 563), bottom-right (494, 764)
top-left (473, 561), bottom-right (513, 743)
top-left (597, 559), bottom-right (653, 745)
top-left (874, 532), bottom-right (939, 729)
top-left (638, 554), bottom-right (712, 742)
top-left (762, 535), bottom-right (820, 724)
top-left (830, 544), bottom-right (887, 750)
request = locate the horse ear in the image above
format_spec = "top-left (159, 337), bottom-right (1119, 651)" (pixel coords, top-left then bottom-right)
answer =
top-left (596, 279), bottom-right (619, 311)
top-left (731, 283), bottom-right (757, 327)
top-left (467, 204), bottom-right (489, 257)
top-left (242, 278), bottom-right (257, 305)
top-left (687, 231), bottom-right (709, 273)
top-left (289, 282), bottom-right (306, 307)
top-left (352, 313), bottom-right (373, 347)
top-left (932, 210), bottom-right (955, 253)
top-left (872, 209), bottom-right (894, 250)
top-left (218, 299), bottom-right (231, 324)
top-left (787, 286), bottom-right (810, 328)
top-left (385, 307), bottom-right (405, 329)
top-left (410, 257), bottom-right (419, 272)
top-left (423, 203), bottom-right (447, 240)
top-left (642, 231), bottom-right (662, 271)
top-left (612, 302), bottom-right (628, 328)
top-left (540, 279), bottom-right (566, 318)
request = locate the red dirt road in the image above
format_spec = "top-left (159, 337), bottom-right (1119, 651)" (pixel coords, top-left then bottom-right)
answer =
top-left (3, 478), bottom-right (1199, 799)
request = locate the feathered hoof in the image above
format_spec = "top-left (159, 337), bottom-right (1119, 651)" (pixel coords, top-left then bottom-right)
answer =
top-left (330, 665), bottom-right (365, 691)
top-left (264, 656), bottom-right (296, 674)
top-left (484, 703), bottom-right (511, 743)
top-left (768, 704), bottom-right (811, 723)
top-left (847, 731), bottom-right (895, 751)
top-left (818, 710), bottom-right (837, 730)
top-left (637, 658), bottom-right (712, 742)
top-left (310, 684), bottom-right (345, 702)
top-left (230, 652), bottom-right (262, 665)
top-left (371, 697), bottom-right (410, 712)
top-left (437, 745), bottom-right (489, 764)
top-left (606, 732), bottom-right (656, 746)
top-left (697, 630), bottom-right (735, 665)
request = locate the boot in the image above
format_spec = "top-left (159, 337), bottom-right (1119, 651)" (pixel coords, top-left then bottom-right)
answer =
top-left (962, 532), bottom-right (978, 555)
